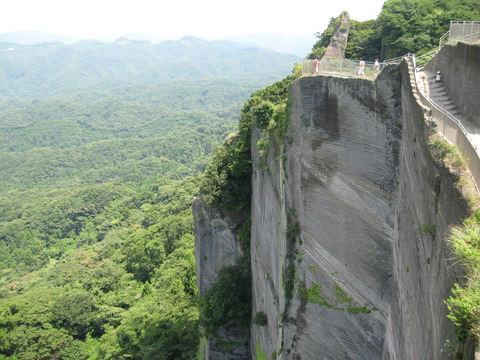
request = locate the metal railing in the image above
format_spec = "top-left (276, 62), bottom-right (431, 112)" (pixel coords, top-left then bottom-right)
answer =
top-left (411, 55), bottom-right (480, 189)
top-left (449, 21), bottom-right (480, 41)
top-left (439, 21), bottom-right (480, 48)
top-left (415, 48), bottom-right (441, 66)
top-left (302, 59), bottom-right (383, 79)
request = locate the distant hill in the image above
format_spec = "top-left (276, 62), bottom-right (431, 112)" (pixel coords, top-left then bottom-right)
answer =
top-left (0, 36), bottom-right (301, 98)
top-left (0, 31), bottom-right (314, 57)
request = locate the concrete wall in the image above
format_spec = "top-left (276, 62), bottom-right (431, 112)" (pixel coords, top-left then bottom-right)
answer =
top-left (424, 42), bottom-right (480, 125)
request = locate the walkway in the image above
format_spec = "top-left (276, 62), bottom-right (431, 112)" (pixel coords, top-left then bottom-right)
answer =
top-left (302, 58), bottom-right (381, 79)
top-left (415, 66), bottom-right (480, 188)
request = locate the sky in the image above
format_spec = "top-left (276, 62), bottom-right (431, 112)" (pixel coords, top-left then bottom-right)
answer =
top-left (1, 0), bottom-right (386, 41)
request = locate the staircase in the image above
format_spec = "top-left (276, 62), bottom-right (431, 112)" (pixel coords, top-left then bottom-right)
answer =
top-left (415, 66), bottom-right (480, 189)
top-left (426, 75), bottom-right (461, 116)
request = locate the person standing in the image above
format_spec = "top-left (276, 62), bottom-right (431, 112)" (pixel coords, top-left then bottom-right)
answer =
top-left (359, 58), bottom-right (366, 75)
top-left (374, 58), bottom-right (380, 73)
top-left (435, 71), bottom-right (442, 84)
top-left (313, 58), bottom-right (319, 74)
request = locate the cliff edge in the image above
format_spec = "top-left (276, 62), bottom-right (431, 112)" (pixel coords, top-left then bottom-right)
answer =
top-left (195, 43), bottom-right (479, 359)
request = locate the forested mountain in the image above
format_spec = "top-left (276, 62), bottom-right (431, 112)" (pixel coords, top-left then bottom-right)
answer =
top-left (0, 37), bottom-right (300, 359)
top-left (0, 37), bottom-right (298, 97)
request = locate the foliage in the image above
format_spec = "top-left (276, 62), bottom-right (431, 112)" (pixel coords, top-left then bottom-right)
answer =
top-left (0, 39), bottom-right (300, 98)
top-left (253, 101), bottom-right (275, 130)
top-left (345, 20), bottom-right (382, 60)
top-left (318, 0), bottom-right (480, 61)
top-left (428, 136), bottom-right (467, 179)
top-left (252, 311), bottom-right (268, 326)
top-left (298, 282), bottom-right (372, 314)
top-left (0, 36), bottom-right (302, 359)
top-left (256, 338), bottom-right (268, 360)
top-left (199, 73), bottom-right (297, 212)
top-left (198, 265), bottom-right (251, 335)
top-left (445, 212), bottom-right (480, 342)
top-left (0, 177), bottom-right (201, 359)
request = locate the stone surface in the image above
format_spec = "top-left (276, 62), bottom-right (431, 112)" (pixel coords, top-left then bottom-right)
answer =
top-left (194, 43), bottom-right (479, 359)
top-left (322, 12), bottom-right (350, 60)
top-left (250, 57), bottom-right (475, 359)
top-left (251, 70), bottom-right (401, 359)
top-left (193, 198), bottom-right (247, 294)
top-left (193, 198), bottom-right (250, 359)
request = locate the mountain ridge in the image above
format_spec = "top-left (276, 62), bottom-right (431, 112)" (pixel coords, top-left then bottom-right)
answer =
top-left (0, 31), bottom-right (314, 56)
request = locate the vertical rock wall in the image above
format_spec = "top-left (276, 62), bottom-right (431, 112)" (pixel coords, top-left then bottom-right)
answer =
top-left (251, 69), bottom-right (402, 359)
top-left (193, 198), bottom-right (251, 359)
top-left (382, 59), bottom-right (472, 360)
top-left (250, 60), bottom-right (474, 359)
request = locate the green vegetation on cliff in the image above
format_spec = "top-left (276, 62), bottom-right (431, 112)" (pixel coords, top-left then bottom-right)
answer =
top-left (309, 0), bottom-right (480, 60)
top-left (197, 67), bottom-right (300, 346)
top-left (446, 211), bottom-right (480, 344)
top-left (199, 69), bottom-right (300, 213)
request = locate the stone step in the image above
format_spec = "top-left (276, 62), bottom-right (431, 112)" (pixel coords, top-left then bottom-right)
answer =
top-left (443, 105), bottom-right (458, 112)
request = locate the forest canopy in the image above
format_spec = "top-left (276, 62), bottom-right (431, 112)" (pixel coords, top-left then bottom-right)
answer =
top-left (0, 37), bottom-right (298, 359)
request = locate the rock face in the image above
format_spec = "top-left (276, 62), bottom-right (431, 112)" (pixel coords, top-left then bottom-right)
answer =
top-left (250, 61), bottom-right (473, 358)
top-left (194, 44), bottom-right (478, 359)
top-left (322, 11), bottom-right (350, 60)
top-left (251, 68), bottom-right (401, 359)
top-left (193, 198), bottom-right (251, 359)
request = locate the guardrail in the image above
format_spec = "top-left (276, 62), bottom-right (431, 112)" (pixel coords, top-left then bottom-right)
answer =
top-left (439, 21), bottom-right (480, 48)
top-left (411, 55), bottom-right (480, 189)
top-left (302, 58), bottom-right (382, 79)
top-left (449, 21), bottom-right (480, 42)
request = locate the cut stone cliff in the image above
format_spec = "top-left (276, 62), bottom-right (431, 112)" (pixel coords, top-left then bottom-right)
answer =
top-left (195, 44), bottom-right (478, 359)
top-left (193, 199), bottom-right (251, 359)
top-left (251, 67), bottom-right (401, 359)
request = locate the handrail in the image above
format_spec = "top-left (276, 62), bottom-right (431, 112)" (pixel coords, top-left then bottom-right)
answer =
top-left (411, 54), bottom-right (480, 189)
top-left (439, 31), bottom-right (450, 49)
top-left (415, 48), bottom-right (441, 67)
top-left (301, 58), bottom-right (382, 79)
top-left (439, 21), bottom-right (480, 47)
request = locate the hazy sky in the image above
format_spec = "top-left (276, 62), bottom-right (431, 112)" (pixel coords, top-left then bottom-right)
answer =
top-left (2, 0), bottom-right (386, 40)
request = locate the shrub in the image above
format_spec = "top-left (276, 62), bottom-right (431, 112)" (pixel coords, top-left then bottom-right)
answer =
top-left (445, 213), bottom-right (480, 342)
top-left (252, 311), bottom-right (268, 326)
top-left (199, 265), bottom-right (251, 335)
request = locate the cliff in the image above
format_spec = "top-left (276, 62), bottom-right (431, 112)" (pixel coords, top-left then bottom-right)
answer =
top-left (195, 43), bottom-right (479, 359)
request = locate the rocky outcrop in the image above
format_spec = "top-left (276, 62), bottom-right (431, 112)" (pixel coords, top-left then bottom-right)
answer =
top-left (322, 11), bottom-right (350, 60)
top-left (193, 198), bottom-right (250, 359)
top-left (251, 68), bottom-right (401, 359)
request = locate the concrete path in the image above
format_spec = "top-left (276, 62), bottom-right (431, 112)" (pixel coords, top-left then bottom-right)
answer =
top-left (416, 70), bottom-right (480, 154)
